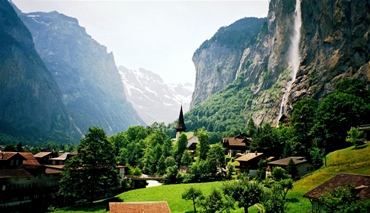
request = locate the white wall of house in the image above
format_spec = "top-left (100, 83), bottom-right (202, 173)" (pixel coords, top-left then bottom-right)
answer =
top-left (296, 162), bottom-right (315, 177)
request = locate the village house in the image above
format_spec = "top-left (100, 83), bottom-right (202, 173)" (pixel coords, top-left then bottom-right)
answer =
top-left (34, 151), bottom-right (56, 165)
top-left (303, 173), bottom-right (370, 212)
top-left (0, 152), bottom-right (60, 207)
top-left (187, 135), bottom-right (198, 153)
top-left (359, 124), bottom-right (370, 142)
top-left (222, 133), bottom-right (250, 156)
top-left (49, 150), bottom-right (77, 165)
top-left (267, 156), bottom-right (314, 178)
top-left (234, 152), bottom-right (263, 177)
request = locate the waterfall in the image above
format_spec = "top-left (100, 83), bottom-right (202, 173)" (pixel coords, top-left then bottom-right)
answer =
top-left (277, 0), bottom-right (302, 125)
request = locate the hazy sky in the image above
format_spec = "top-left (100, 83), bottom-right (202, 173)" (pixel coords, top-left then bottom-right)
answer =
top-left (12, 0), bottom-right (269, 84)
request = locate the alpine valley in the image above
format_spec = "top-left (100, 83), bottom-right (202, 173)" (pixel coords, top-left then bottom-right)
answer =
top-left (1, 0), bottom-right (370, 144)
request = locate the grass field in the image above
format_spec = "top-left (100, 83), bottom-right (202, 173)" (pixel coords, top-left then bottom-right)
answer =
top-left (55, 144), bottom-right (370, 213)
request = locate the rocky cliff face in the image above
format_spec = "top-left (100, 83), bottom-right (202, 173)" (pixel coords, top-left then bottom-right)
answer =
top-left (118, 66), bottom-right (193, 125)
top-left (191, 17), bottom-right (266, 107)
top-left (18, 10), bottom-right (145, 134)
top-left (0, 0), bottom-right (79, 143)
top-left (191, 0), bottom-right (370, 126)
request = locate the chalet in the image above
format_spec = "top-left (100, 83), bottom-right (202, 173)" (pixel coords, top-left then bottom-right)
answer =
top-left (267, 156), bottom-right (314, 177)
top-left (303, 173), bottom-right (370, 212)
top-left (187, 136), bottom-right (198, 152)
top-left (109, 201), bottom-right (171, 213)
top-left (0, 152), bottom-right (26, 169)
top-left (234, 152), bottom-right (263, 177)
top-left (222, 133), bottom-right (250, 156)
top-left (0, 152), bottom-right (60, 207)
top-left (49, 151), bottom-right (77, 165)
top-left (34, 152), bottom-right (56, 165)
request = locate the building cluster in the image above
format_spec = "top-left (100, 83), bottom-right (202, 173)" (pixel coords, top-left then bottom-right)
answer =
top-left (0, 150), bottom-right (125, 207)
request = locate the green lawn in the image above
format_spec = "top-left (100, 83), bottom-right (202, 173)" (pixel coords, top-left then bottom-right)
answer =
top-left (55, 144), bottom-right (370, 213)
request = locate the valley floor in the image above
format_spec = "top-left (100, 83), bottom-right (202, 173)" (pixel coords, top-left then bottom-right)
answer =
top-left (54, 144), bottom-right (370, 213)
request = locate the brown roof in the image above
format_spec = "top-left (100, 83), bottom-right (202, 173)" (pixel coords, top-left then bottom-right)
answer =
top-left (19, 152), bottom-right (40, 166)
top-left (268, 156), bottom-right (307, 166)
top-left (0, 169), bottom-right (33, 179)
top-left (235, 152), bottom-right (263, 162)
top-left (34, 152), bottom-right (52, 158)
top-left (45, 168), bottom-right (63, 175)
top-left (109, 201), bottom-right (171, 213)
top-left (303, 173), bottom-right (370, 200)
top-left (222, 138), bottom-right (247, 147)
top-left (0, 152), bottom-right (26, 161)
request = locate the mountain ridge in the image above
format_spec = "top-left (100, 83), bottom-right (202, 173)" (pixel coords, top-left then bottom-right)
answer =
top-left (0, 0), bottom-right (80, 143)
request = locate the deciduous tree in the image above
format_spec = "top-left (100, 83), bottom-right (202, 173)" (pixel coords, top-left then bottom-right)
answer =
top-left (197, 129), bottom-right (210, 160)
top-left (198, 188), bottom-right (234, 213)
top-left (346, 127), bottom-right (364, 148)
top-left (223, 175), bottom-right (264, 213)
top-left (59, 127), bottom-right (120, 203)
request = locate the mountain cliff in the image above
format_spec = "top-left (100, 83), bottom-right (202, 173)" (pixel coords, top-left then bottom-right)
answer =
top-left (187, 0), bottom-right (370, 131)
top-left (191, 17), bottom-right (266, 107)
top-left (0, 0), bottom-right (79, 143)
top-left (17, 10), bottom-right (145, 134)
top-left (118, 66), bottom-right (193, 125)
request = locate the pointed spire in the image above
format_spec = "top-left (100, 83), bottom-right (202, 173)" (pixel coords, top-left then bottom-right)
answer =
top-left (175, 105), bottom-right (186, 133)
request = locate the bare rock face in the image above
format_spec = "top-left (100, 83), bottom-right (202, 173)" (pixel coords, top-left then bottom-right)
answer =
top-left (292, 0), bottom-right (370, 102)
top-left (0, 0), bottom-right (79, 142)
top-left (191, 0), bottom-right (370, 127)
top-left (190, 18), bottom-right (266, 107)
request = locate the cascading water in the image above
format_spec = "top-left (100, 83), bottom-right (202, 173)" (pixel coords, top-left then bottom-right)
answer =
top-left (277, 0), bottom-right (302, 125)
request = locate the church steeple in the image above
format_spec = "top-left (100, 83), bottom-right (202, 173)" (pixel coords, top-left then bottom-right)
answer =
top-left (175, 105), bottom-right (186, 139)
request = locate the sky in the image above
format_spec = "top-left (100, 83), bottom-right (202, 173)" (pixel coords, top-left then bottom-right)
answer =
top-left (12, 0), bottom-right (269, 84)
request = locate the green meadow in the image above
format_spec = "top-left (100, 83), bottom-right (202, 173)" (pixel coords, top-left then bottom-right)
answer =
top-left (55, 144), bottom-right (370, 213)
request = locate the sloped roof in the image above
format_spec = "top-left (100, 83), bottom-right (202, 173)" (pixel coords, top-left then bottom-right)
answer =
top-left (235, 152), bottom-right (263, 162)
top-left (303, 173), bottom-right (370, 200)
top-left (187, 136), bottom-right (198, 148)
top-left (50, 152), bottom-right (69, 161)
top-left (0, 169), bottom-right (33, 179)
top-left (268, 156), bottom-right (308, 166)
top-left (109, 201), bottom-right (171, 213)
top-left (222, 137), bottom-right (247, 147)
top-left (34, 152), bottom-right (52, 158)
top-left (0, 152), bottom-right (26, 161)
top-left (19, 152), bottom-right (40, 166)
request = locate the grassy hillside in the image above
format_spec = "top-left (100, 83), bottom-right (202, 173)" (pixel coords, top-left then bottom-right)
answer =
top-left (55, 144), bottom-right (370, 213)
